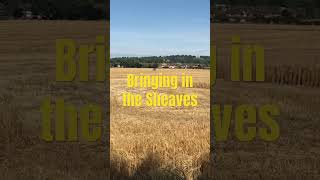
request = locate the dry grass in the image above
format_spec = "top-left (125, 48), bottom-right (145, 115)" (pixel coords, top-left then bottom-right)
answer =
top-left (266, 65), bottom-right (320, 87)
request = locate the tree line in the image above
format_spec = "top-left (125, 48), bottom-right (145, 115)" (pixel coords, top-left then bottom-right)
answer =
top-left (215, 0), bottom-right (320, 8)
top-left (1, 0), bottom-right (109, 20)
top-left (111, 55), bottom-right (210, 68)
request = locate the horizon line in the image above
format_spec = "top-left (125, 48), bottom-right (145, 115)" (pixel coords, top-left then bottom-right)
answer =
top-left (111, 54), bottom-right (210, 58)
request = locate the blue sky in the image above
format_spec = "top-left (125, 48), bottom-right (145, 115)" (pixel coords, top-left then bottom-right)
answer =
top-left (111, 0), bottom-right (210, 57)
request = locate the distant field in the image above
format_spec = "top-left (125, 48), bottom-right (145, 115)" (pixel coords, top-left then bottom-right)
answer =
top-left (214, 23), bottom-right (320, 66)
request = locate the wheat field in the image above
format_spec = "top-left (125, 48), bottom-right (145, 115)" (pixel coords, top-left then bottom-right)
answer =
top-left (110, 68), bottom-right (210, 179)
top-left (211, 23), bottom-right (320, 179)
top-left (0, 21), bottom-right (109, 180)
top-left (0, 21), bottom-right (320, 179)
